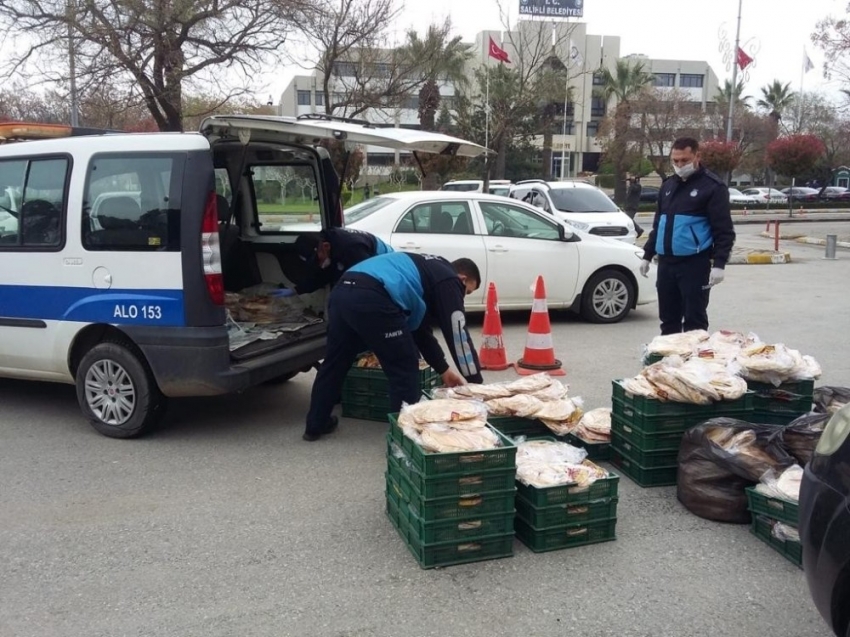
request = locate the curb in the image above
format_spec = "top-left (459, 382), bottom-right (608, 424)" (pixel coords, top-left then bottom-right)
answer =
top-left (728, 251), bottom-right (792, 265)
top-left (795, 236), bottom-right (850, 249)
top-left (759, 230), bottom-right (807, 240)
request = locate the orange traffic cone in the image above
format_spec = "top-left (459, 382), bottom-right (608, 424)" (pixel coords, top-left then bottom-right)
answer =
top-left (515, 276), bottom-right (566, 376)
top-left (479, 283), bottom-right (511, 371)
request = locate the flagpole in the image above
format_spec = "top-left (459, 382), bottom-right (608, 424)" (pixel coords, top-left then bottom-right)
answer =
top-left (726, 0), bottom-right (743, 142)
top-left (798, 46), bottom-right (806, 132)
top-left (485, 61), bottom-right (490, 184)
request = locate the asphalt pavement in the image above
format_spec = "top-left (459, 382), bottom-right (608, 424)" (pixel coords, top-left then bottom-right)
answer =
top-left (1, 222), bottom-right (849, 637)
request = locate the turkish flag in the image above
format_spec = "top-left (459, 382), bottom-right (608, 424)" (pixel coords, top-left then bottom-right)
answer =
top-left (736, 46), bottom-right (753, 70)
top-left (488, 37), bottom-right (511, 64)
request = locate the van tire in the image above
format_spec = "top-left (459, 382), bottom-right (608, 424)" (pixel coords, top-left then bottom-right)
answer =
top-left (75, 341), bottom-right (166, 439)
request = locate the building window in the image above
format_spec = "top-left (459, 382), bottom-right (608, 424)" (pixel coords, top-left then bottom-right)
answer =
top-left (590, 97), bottom-right (606, 117)
top-left (679, 74), bottom-right (705, 88)
top-left (653, 73), bottom-right (676, 87)
top-left (315, 92), bottom-right (324, 106)
top-left (367, 153), bottom-right (396, 166)
top-left (587, 121), bottom-right (599, 137)
top-left (402, 96), bottom-right (419, 110)
top-left (331, 92), bottom-right (346, 106)
top-left (332, 61), bottom-right (357, 77)
top-left (592, 72), bottom-right (605, 86)
top-left (296, 90), bottom-right (311, 106)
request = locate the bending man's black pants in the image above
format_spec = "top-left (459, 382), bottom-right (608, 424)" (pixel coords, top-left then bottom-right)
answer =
top-left (656, 252), bottom-right (711, 335)
top-left (305, 276), bottom-right (424, 436)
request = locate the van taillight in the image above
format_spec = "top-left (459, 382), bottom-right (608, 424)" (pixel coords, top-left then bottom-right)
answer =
top-left (201, 191), bottom-right (224, 305)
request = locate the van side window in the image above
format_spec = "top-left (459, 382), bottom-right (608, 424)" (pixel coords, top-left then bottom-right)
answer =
top-left (82, 155), bottom-right (181, 251)
top-left (0, 157), bottom-right (68, 249)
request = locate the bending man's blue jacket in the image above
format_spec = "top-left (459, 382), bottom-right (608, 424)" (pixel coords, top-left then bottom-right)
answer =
top-left (347, 252), bottom-right (482, 383)
top-left (295, 227), bottom-right (392, 294)
top-left (642, 167), bottom-right (736, 268)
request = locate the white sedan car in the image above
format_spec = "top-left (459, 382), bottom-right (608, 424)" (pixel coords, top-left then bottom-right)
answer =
top-left (741, 187), bottom-right (788, 204)
top-left (345, 191), bottom-right (657, 323)
top-left (728, 188), bottom-right (760, 205)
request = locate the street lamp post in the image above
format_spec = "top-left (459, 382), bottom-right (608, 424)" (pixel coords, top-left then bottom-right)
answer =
top-left (67, 0), bottom-right (79, 127)
top-left (725, 0), bottom-right (743, 143)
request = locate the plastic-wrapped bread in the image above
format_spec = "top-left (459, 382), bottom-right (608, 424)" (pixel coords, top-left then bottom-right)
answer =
top-left (485, 394), bottom-right (544, 418)
top-left (397, 399), bottom-right (488, 427)
top-left (645, 329), bottom-right (710, 356)
top-left (534, 397), bottom-right (583, 423)
top-left (574, 407), bottom-right (612, 442)
top-left (528, 379), bottom-right (570, 402)
top-left (418, 424), bottom-right (501, 453)
top-left (502, 373), bottom-right (554, 394)
top-left (440, 383), bottom-right (513, 400)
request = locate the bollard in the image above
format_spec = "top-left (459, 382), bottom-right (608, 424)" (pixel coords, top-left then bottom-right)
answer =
top-left (826, 234), bottom-right (838, 260)
top-left (774, 220), bottom-right (780, 253)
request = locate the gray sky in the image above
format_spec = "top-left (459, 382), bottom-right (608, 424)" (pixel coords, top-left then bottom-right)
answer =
top-left (265, 0), bottom-right (845, 104)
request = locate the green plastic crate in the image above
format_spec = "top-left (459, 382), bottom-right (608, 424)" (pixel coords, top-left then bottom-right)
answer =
top-left (341, 402), bottom-right (390, 422)
top-left (612, 380), bottom-right (754, 433)
top-left (610, 447), bottom-right (678, 488)
top-left (563, 433), bottom-right (612, 462)
top-left (750, 411), bottom-right (805, 426)
top-left (515, 495), bottom-right (618, 528)
top-left (750, 515), bottom-right (802, 568)
top-left (386, 482), bottom-right (515, 544)
top-left (746, 379), bottom-right (815, 398)
top-left (386, 492), bottom-right (515, 569)
top-left (388, 414), bottom-right (517, 477)
top-left (387, 471), bottom-right (515, 521)
top-left (344, 363), bottom-right (439, 395)
top-left (746, 487), bottom-right (799, 527)
top-left (515, 471), bottom-right (619, 508)
top-left (610, 414), bottom-right (685, 451)
top-left (642, 353), bottom-right (665, 366)
top-left (514, 516), bottom-right (617, 553)
top-left (610, 431), bottom-right (680, 467)
top-left (488, 416), bottom-right (552, 438)
top-left (387, 439), bottom-right (516, 499)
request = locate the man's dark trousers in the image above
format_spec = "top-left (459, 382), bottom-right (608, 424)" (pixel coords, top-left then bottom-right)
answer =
top-left (305, 275), bottom-right (424, 436)
top-left (656, 252), bottom-right (712, 335)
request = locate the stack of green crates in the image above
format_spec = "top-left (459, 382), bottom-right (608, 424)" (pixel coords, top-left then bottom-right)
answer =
top-left (563, 433), bottom-right (612, 462)
top-left (385, 414), bottom-right (517, 569)
top-left (341, 359), bottom-right (439, 421)
top-left (747, 379), bottom-right (814, 426)
top-left (514, 464), bottom-right (620, 553)
top-left (610, 380), bottom-right (754, 487)
top-left (745, 487), bottom-right (802, 568)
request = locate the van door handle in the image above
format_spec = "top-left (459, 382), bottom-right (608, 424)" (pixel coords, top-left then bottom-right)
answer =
top-left (401, 242), bottom-right (421, 251)
top-left (488, 245), bottom-right (508, 253)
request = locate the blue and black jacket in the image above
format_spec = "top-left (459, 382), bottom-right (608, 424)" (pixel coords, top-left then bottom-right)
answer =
top-left (346, 252), bottom-right (483, 383)
top-left (295, 227), bottom-right (392, 294)
top-left (642, 167), bottom-right (736, 268)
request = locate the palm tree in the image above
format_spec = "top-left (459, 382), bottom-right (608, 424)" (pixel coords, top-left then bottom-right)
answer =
top-left (597, 60), bottom-right (653, 204)
top-left (403, 20), bottom-right (473, 133)
top-left (757, 80), bottom-right (796, 125)
top-left (715, 79), bottom-right (751, 108)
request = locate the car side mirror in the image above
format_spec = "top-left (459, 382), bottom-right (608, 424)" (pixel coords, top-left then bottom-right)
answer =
top-left (558, 224), bottom-right (577, 242)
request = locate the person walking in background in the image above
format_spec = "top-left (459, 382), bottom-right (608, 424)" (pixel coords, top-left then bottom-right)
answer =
top-left (624, 176), bottom-right (644, 238)
top-left (302, 252), bottom-right (484, 441)
top-left (639, 137), bottom-right (736, 335)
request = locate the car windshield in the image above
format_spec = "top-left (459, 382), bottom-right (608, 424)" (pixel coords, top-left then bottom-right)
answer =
top-left (729, 188), bottom-right (744, 196)
top-left (343, 196), bottom-right (395, 224)
top-left (442, 183), bottom-right (479, 192)
top-left (548, 187), bottom-right (620, 213)
top-left (489, 187), bottom-right (510, 196)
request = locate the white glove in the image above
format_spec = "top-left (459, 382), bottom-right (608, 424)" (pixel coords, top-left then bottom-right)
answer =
top-left (709, 267), bottom-right (725, 287)
top-left (639, 259), bottom-right (651, 277)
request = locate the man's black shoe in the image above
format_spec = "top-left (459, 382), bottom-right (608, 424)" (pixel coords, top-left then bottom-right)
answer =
top-left (302, 415), bottom-right (339, 442)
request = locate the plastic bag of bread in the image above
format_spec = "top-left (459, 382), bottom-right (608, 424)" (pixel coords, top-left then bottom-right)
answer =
top-left (502, 373), bottom-right (554, 395)
top-left (574, 407), bottom-right (611, 442)
top-left (433, 383), bottom-right (512, 401)
top-left (645, 329), bottom-right (710, 357)
top-left (814, 386), bottom-right (850, 415)
top-left (782, 412), bottom-right (830, 465)
top-left (756, 464), bottom-right (804, 502)
top-left (418, 424), bottom-right (501, 453)
top-left (397, 399), bottom-right (488, 428)
top-left (528, 379), bottom-right (569, 402)
top-left (485, 394), bottom-right (544, 418)
top-left (516, 439), bottom-right (587, 465)
top-left (677, 418), bottom-right (794, 523)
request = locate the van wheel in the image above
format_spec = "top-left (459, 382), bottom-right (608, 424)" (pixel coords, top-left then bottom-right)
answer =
top-left (263, 371), bottom-right (298, 385)
top-left (580, 269), bottom-right (634, 324)
top-left (75, 341), bottom-right (165, 439)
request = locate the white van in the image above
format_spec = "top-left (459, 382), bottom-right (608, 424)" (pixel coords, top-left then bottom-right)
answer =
top-left (441, 179), bottom-right (511, 193)
top-left (0, 117), bottom-right (485, 438)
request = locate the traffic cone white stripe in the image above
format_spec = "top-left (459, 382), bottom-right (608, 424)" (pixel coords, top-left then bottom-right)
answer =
top-left (531, 298), bottom-right (548, 313)
top-left (525, 333), bottom-right (554, 350)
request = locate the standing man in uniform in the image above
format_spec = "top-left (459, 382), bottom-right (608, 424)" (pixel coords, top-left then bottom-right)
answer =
top-left (639, 137), bottom-right (735, 335)
top-left (282, 228), bottom-right (393, 296)
top-left (302, 252), bottom-right (484, 441)
top-left (624, 176), bottom-right (644, 238)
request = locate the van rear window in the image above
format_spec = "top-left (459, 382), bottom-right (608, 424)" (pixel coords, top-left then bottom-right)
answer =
top-left (251, 164), bottom-right (321, 234)
top-left (0, 156), bottom-right (69, 250)
top-left (82, 154), bottom-right (183, 251)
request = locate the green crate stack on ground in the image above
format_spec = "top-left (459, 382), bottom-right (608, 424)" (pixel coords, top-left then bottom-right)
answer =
top-left (385, 414), bottom-right (517, 569)
top-left (513, 466), bottom-right (620, 553)
top-left (747, 379), bottom-right (815, 426)
top-left (562, 433), bottom-right (612, 462)
top-left (745, 487), bottom-right (802, 568)
top-left (341, 359), bottom-right (439, 422)
top-left (609, 380), bottom-right (754, 488)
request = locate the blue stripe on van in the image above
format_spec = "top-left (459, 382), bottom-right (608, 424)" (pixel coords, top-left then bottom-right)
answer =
top-left (0, 285), bottom-right (186, 326)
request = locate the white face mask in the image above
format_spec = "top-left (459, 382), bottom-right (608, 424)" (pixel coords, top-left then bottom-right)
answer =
top-left (320, 257), bottom-right (331, 269)
top-left (674, 162), bottom-right (697, 180)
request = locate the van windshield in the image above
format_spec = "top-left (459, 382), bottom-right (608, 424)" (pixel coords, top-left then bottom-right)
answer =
top-left (549, 187), bottom-right (620, 213)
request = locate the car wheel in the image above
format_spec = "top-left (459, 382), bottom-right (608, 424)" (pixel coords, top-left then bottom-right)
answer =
top-left (75, 340), bottom-right (166, 439)
top-left (263, 371), bottom-right (298, 386)
top-left (580, 269), bottom-right (634, 324)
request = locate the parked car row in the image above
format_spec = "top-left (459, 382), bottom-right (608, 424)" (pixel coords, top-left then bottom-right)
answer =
top-left (633, 182), bottom-right (850, 207)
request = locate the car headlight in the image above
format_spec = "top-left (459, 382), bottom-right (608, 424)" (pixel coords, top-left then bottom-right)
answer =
top-left (815, 404), bottom-right (850, 456)
top-left (569, 221), bottom-right (590, 231)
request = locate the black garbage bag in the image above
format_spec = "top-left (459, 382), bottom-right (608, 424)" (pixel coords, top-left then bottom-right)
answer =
top-left (783, 413), bottom-right (831, 465)
top-left (813, 386), bottom-right (850, 415)
top-left (677, 418), bottom-right (795, 524)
